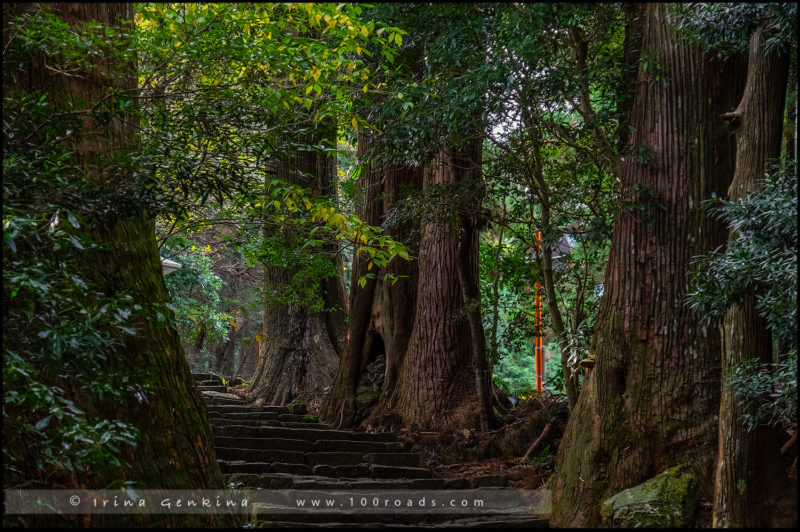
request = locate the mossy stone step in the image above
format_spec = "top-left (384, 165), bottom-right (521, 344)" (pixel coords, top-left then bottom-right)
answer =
top-left (198, 379), bottom-right (225, 387)
top-left (443, 517), bottom-right (551, 528)
top-left (212, 424), bottom-right (398, 443)
top-left (206, 405), bottom-right (289, 415)
top-left (202, 392), bottom-right (245, 405)
top-left (278, 413), bottom-right (319, 423)
top-left (192, 372), bottom-right (224, 382)
top-left (223, 462), bottom-right (431, 480)
top-left (198, 385), bottom-right (228, 393)
top-left (210, 420), bottom-right (328, 430)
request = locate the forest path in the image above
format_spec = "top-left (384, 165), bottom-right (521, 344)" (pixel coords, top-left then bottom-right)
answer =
top-left (193, 372), bottom-right (550, 528)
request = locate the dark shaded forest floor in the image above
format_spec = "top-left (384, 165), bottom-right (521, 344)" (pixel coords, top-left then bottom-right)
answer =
top-left (393, 395), bottom-right (569, 490)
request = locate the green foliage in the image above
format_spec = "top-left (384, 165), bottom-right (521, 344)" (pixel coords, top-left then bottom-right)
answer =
top-left (689, 164), bottom-right (797, 342)
top-left (689, 163), bottom-right (798, 431)
top-left (3, 54), bottom-right (142, 480)
top-left (161, 237), bottom-right (230, 370)
top-left (672, 3), bottom-right (798, 58)
top-left (136, 3), bottom-right (410, 313)
top-left (729, 350), bottom-right (797, 431)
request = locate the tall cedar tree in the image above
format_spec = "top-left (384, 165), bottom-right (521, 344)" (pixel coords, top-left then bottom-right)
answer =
top-left (548, 4), bottom-right (747, 526)
top-left (3, 3), bottom-right (230, 526)
top-left (248, 123), bottom-right (349, 405)
top-left (713, 23), bottom-right (794, 527)
top-left (382, 143), bottom-right (489, 430)
top-left (318, 131), bottom-right (423, 427)
top-left (320, 5), bottom-right (491, 431)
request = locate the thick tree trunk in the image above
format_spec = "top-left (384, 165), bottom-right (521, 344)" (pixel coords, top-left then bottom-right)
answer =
top-left (3, 3), bottom-right (229, 526)
top-left (372, 164), bottom-right (423, 403)
top-left (249, 126), bottom-right (348, 406)
top-left (713, 25), bottom-right (793, 528)
top-left (319, 132), bottom-right (383, 426)
top-left (319, 132), bottom-right (423, 427)
top-left (382, 146), bottom-right (486, 430)
top-left (456, 211), bottom-right (494, 432)
top-left (548, 4), bottom-right (747, 526)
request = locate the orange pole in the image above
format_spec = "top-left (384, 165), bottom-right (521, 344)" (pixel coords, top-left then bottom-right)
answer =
top-left (534, 230), bottom-right (544, 392)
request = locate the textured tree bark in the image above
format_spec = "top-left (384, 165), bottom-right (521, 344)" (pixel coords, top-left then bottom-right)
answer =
top-left (319, 130), bottom-right (423, 427)
top-left (319, 132), bottom-right (383, 426)
top-left (548, 4), bottom-right (747, 527)
top-left (382, 146), bottom-right (486, 430)
top-left (713, 24), bottom-right (793, 528)
top-left (249, 125), bottom-right (348, 406)
top-left (371, 163), bottom-right (423, 404)
top-left (3, 3), bottom-right (230, 526)
top-left (456, 211), bottom-right (494, 432)
top-left (618, 3), bottom-right (646, 150)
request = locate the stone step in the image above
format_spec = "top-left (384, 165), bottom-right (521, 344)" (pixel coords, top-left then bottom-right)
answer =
top-left (202, 393), bottom-right (245, 406)
top-left (211, 424), bottom-right (398, 443)
top-left (224, 472), bottom-right (297, 489)
top-left (217, 448), bottom-right (401, 469)
top-left (369, 464), bottom-right (432, 479)
top-left (210, 418), bottom-right (282, 428)
top-left (363, 453), bottom-right (421, 468)
top-left (198, 379), bottom-right (224, 387)
top-left (211, 411), bottom-right (279, 421)
top-left (215, 447), bottom-right (308, 464)
top-left (206, 405), bottom-right (289, 415)
top-left (220, 460), bottom-right (431, 481)
top-left (220, 460), bottom-right (313, 476)
top-left (243, 519), bottom-right (549, 528)
top-left (315, 439), bottom-right (408, 454)
top-left (305, 452), bottom-right (364, 467)
top-left (198, 385), bottom-right (228, 393)
top-left (311, 464), bottom-right (372, 478)
top-left (444, 517), bottom-right (551, 528)
top-left (213, 437), bottom-right (409, 457)
top-left (279, 413), bottom-right (319, 423)
top-left (224, 473), bottom-right (444, 490)
top-left (214, 436), bottom-right (317, 453)
top-left (247, 506), bottom-right (547, 526)
top-left (281, 421), bottom-right (331, 429)
top-left (210, 419), bottom-right (329, 431)
top-left (192, 372), bottom-right (223, 382)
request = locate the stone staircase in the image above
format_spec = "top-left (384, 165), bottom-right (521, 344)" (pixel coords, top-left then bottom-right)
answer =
top-left (193, 372), bottom-right (550, 528)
